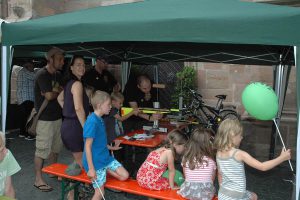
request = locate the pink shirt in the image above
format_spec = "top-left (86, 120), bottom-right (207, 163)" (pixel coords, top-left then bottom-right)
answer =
top-left (182, 156), bottom-right (216, 183)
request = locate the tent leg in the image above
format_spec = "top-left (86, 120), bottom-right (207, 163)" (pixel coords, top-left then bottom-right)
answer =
top-left (269, 62), bottom-right (291, 159)
top-left (294, 46), bottom-right (300, 200)
top-left (1, 45), bottom-right (8, 134)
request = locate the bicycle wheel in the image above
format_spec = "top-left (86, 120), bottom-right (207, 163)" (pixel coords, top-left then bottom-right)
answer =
top-left (219, 109), bottom-right (239, 120)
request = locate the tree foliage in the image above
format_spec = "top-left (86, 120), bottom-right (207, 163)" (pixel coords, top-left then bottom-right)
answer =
top-left (171, 66), bottom-right (196, 108)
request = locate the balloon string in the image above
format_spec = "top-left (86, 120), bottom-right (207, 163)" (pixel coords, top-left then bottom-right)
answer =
top-left (272, 119), bottom-right (294, 172)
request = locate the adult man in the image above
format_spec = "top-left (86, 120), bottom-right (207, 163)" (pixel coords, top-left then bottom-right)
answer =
top-left (123, 75), bottom-right (161, 131)
top-left (33, 47), bottom-right (64, 192)
top-left (83, 52), bottom-right (120, 94)
top-left (16, 61), bottom-right (35, 140)
top-left (122, 75), bottom-right (162, 177)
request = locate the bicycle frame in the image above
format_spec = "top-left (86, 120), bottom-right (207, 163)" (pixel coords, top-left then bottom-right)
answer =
top-left (183, 89), bottom-right (238, 133)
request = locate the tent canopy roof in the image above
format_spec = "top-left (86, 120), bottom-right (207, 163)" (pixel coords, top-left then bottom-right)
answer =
top-left (13, 42), bottom-right (294, 66)
top-left (1, 0), bottom-right (300, 65)
top-left (2, 0), bottom-right (300, 46)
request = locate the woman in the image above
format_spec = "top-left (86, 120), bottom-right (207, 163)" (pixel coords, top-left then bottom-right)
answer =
top-left (58, 55), bottom-right (89, 169)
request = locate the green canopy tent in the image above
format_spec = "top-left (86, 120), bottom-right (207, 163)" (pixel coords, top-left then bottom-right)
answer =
top-left (1, 0), bottom-right (300, 198)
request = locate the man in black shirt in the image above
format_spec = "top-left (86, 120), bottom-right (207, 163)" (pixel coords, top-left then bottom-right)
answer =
top-left (123, 75), bottom-right (161, 132)
top-left (34, 47), bottom-right (64, 192)
top-left (83, 53), bottom-right (120, 94)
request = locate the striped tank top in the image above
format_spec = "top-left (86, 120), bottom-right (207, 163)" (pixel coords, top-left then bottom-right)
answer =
top-left (216, 149), bottom-right (251, 200)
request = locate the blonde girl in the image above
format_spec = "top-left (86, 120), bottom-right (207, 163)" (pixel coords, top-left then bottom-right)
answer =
top-left (178, 127), bottom-right (216, 200)
top-left (214, 119), bottom-right (291, 200)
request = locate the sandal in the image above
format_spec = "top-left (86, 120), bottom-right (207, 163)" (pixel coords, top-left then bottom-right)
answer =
top-left (34, 184), bottom-right (53, 192)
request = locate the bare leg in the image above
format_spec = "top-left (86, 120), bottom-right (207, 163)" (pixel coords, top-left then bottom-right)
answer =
top-left (107, 166), bottom-right (129, 181)
top-left (46, 152), bottom-right (59, 178)
top-left (34, 156), bottom-right (51, 189)
top-left (73, 152), bottom-right (83, 168)
top-left (48, 152), bottom-right (59, 164)
top-left (251, 192), bottom-right (258, 200)
top-left (92, 186), bottom-right (105, 200)
top-left (67, 152), bottom-right (83, 200)
top-left (67, 190), bottom-right (74, 200)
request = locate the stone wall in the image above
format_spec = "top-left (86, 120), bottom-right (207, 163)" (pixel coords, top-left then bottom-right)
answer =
top-left (185, 62), bottom-right (296, 118)
top-left (186, 62), bottom-right (297, 160)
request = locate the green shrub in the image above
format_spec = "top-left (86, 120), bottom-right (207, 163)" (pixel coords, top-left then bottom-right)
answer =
top-left (171, 66), bottom-right (196, 108)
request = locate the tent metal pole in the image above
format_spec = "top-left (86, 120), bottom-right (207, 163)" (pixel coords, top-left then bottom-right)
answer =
top-left (1, 45), bottom-right (8, 134)
top-left (294, 46), bottom-right (300, 200)
top-left (154, 65), bottom-right (159, 101)
top-left (269, 56), bottom-right (291, 159)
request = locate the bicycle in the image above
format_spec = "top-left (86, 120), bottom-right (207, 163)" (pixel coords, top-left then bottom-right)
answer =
top-left (181, 88), bottom-right (239, 134)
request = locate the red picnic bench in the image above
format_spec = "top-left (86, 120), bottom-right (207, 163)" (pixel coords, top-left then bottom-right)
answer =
top-left (42, 163), bottom-right (218, 200)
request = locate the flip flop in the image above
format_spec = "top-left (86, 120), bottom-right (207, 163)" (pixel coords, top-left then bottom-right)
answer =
top-left (34, 184), bottom-right (53, 192)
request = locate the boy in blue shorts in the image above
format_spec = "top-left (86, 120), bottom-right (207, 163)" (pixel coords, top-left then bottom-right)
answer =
top-left (82, 91), bottom-right (129, 200)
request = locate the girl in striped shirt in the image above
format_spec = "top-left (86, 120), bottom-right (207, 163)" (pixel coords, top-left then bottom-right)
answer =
top-left (214, 119), bottom-right (291, 200)
top-left (178, 127), bottom-right (216, 200)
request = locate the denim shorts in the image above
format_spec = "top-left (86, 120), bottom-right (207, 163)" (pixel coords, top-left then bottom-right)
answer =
top-left (92, 159), bottom-right (122, 188)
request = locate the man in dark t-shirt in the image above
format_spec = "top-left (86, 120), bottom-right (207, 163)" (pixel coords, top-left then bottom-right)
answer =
top-left (34, 68), bottom-right (63, 120)
top-left (33, 47), bottom-right (64, 192)
top-left (123, 75), bottom-right (161, 132)
top-left (83, 53), bottom-right (119, 94)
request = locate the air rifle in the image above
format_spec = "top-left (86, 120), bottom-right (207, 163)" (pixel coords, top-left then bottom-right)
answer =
top-left (121, 107), bottom-right (179, 116)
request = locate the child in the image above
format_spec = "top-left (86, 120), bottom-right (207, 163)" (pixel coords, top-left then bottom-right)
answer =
top-left (178, 127), bottom-right (216, 200)
top-left (214, 119), bottom-right (291, 200)
top-left (136, 129), bottom-right (188, 190)
top-left (0, 133), bottom-right (21, 199)
top-left (104, 92), bottom-right (139, 150)
top-left (82, 91), bottom-right (129, 200)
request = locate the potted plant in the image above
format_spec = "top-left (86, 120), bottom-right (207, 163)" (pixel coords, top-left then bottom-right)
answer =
top-left (171, 66), bottom-right (196, 109)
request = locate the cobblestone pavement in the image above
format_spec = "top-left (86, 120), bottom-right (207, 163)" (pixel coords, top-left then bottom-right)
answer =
top-left (6, 124), bottom-right (294, 200)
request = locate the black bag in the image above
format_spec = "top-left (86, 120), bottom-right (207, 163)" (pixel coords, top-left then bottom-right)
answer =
top-left (25, 100), bottom-right (48, 136)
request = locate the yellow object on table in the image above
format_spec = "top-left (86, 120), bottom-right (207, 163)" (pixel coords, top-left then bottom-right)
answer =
top-left (121, 107), bottom-right (179, 116)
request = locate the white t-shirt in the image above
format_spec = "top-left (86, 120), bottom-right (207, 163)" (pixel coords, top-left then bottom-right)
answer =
top-left (0, 150), bottom-right (21, 195)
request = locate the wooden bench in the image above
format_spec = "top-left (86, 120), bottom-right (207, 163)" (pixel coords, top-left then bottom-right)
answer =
top-left (42, 163), bottom-right (218, 200)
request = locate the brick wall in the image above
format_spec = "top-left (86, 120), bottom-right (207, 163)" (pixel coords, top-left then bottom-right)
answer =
top-left (185, 62), bottom-right (296, 118)
top-left (186, 62), bottom-right (297, 159)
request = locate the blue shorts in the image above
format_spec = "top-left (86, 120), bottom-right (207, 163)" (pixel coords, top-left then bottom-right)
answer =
top-left (92, 159), bottom-right (122, 188)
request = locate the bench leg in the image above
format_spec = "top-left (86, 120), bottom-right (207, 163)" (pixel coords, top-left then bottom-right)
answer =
top-left (61, 179), bottom-right (66, 200)
top-left (61, 178), bottom-right (80, 200)
top-left (74, 185), bottom-right (78, 200)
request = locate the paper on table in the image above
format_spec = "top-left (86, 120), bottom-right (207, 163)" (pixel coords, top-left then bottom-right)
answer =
top-left (133, 134), bottom-right (155, 139)
top-left (123, 136), bottom-right (131, 140)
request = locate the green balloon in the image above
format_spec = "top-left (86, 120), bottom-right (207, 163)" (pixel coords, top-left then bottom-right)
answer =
top-left (242, 82), bottom-right (278, 120)
top-left (162, 169), bottom-right (185, 186)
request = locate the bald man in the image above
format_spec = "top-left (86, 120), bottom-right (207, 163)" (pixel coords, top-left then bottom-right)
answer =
top-left (123, 75), bottom-right (161, 132)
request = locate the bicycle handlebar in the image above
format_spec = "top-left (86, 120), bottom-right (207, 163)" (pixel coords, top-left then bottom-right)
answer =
top-left (186, 88), bottom-right (202, 99)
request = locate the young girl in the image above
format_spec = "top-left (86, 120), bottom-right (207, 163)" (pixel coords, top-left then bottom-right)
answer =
top-left (214, 119), bottom-right (291, 200)
top-left (82, 91), bottom-right (129, 200)
top-left (178, 127), bottom-right (216, 200)
top-left (136, 129), bottom-right (188, 190)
